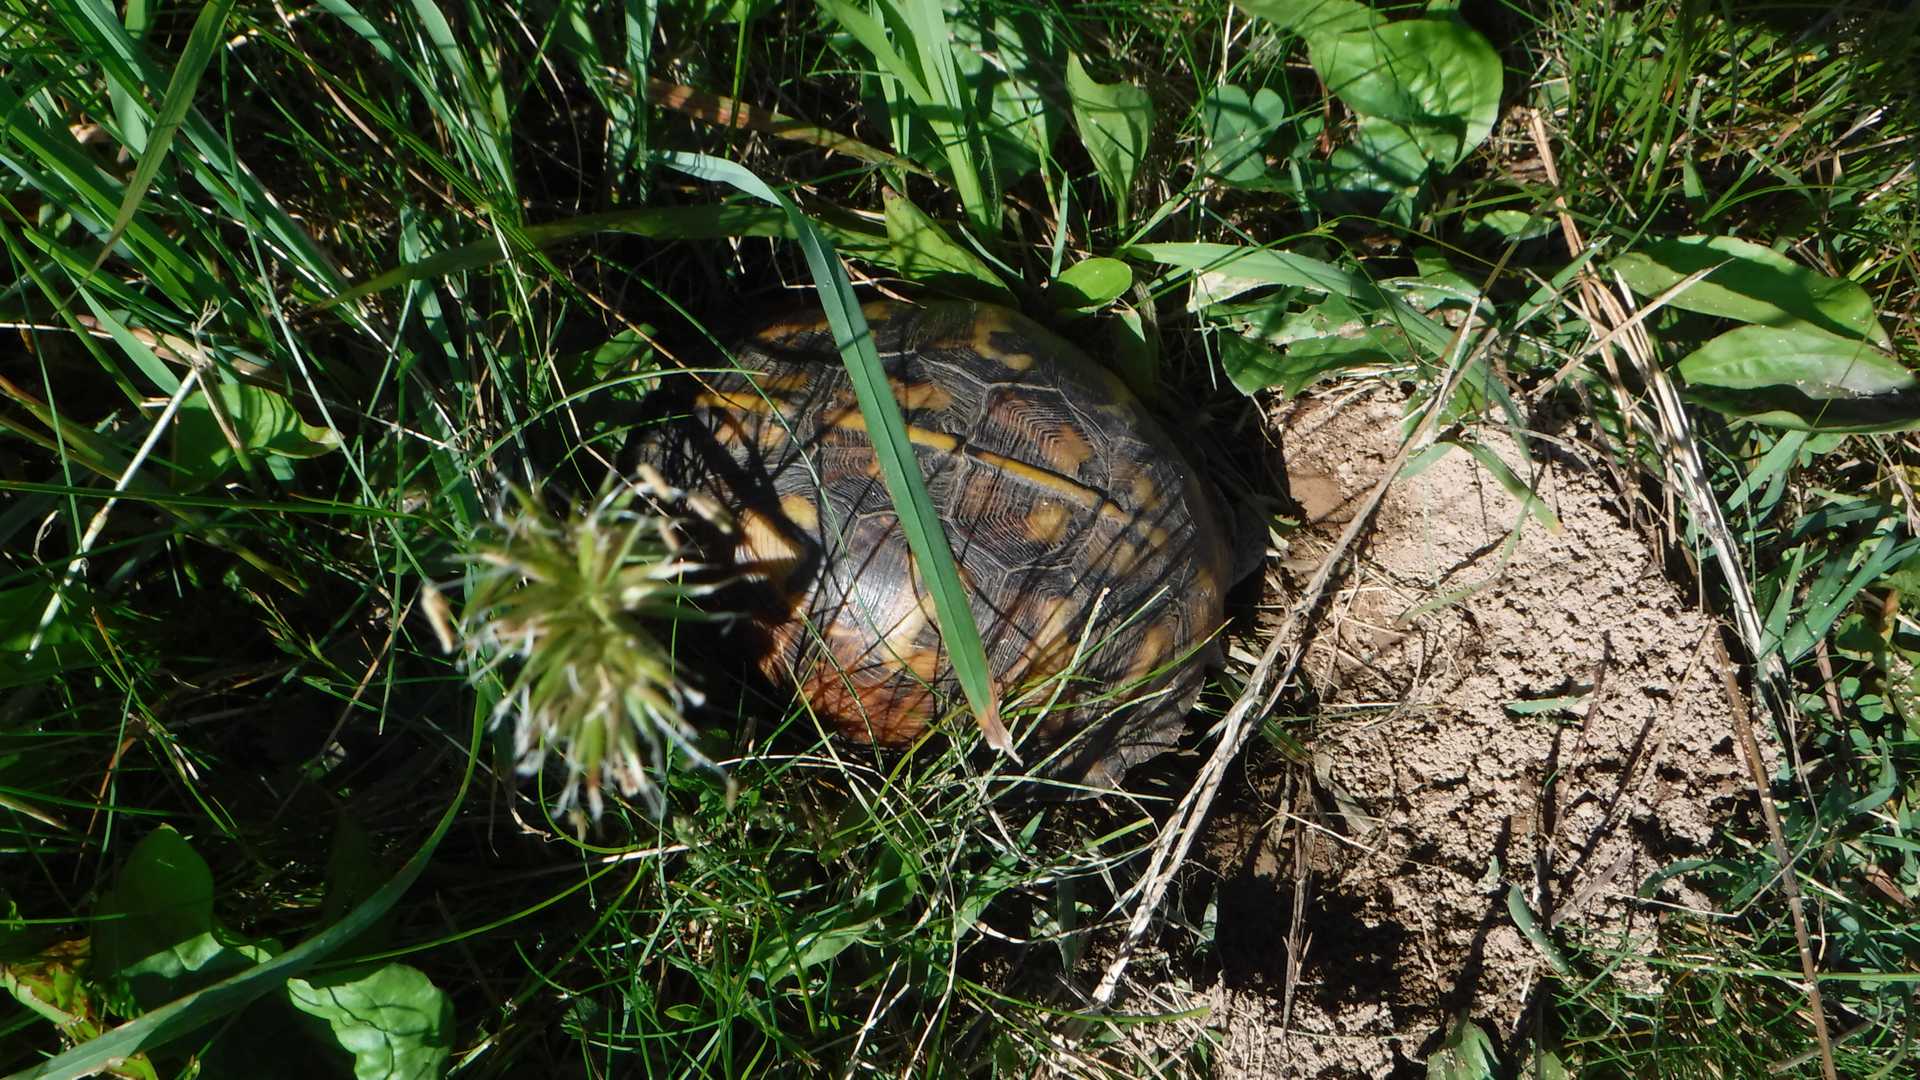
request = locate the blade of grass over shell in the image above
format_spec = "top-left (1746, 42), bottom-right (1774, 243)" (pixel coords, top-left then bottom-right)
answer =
top-left (13, 711), bottom-right (481, 1079)
top-left (90, 0), bottom-right (235, 274)
top-left (658, 151), bottom-right (1010, 755)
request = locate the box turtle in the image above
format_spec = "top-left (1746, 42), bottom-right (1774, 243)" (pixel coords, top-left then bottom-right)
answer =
top-left (645, 300), bottom-right (1238, 786)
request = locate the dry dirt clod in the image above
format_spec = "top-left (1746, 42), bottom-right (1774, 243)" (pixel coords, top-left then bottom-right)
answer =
top-left (1203, 388), bottom-right (1752, 1078)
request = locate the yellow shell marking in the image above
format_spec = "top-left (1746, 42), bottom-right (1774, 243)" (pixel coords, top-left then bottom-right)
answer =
top-left (893, 379), bottom-right (955, 414)
top-left (1017, 595), bottom-right (1078, 684)
top-left (1127, 469), bottom-right (1164, 512)
top-left (1124, 622), bottom-right (1177, 685)
top-left (901, 645), bottom-right (943, 681)
top-left (778, 493), bottom-right (818, 532)
top-left (1189, 563), bottom-right (1217, 603)
top-left (1047, 426), bottom-right (1094, 476)
top-left (1026, 499), bottom-right (1071, 544)
top-left (967, 310), bottom-right (1035, 371)
top-left (755, 416), bottom-right (790, 453)
top-left (735, 508), bottom-right (805, 583)
top-left (701, 387), bottom-right (1144, 531)
top-left (1099, 537), bottom-right (1140, 578)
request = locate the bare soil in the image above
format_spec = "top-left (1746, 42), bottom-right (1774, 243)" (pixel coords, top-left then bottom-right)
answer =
top-left (1187, 387), bottom-right (1757, 1077)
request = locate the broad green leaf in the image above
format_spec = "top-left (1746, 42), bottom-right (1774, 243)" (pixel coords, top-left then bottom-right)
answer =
top-left (1200, 84), bottom-right (1288, 184)
top-left (171, 381), bottom-right (341, 487)
top-left (0, 941), bottom-right (157, 1078)
top-left (1428, 1014), bottom-right (1500, 1079)
top-left (0, 584), bottom-right (92, 689)
top-left (1104, 301), bottom-right (1158, 397)
top-left (287, 964), bottom-right (452, 1080)
top-left (882, 189), bottom-right (1011, 302)
top-left (560, 327), bottom-right (660, 397)
top-left (92, 828), bottom-right (273, 1011)
top-left (1128, 242), bottom-right (1453, 353)
top-left (751, 915), bottom-right (878, 985)
top-left (951, 12), bottom-right (1061, 182)
top-left (1065, 54), bottom-right (1153, 222)
top-left (1317, 114), bottom-right (1430, 223)
top-left (659, 152), bottom-right (1007, 752)
top-left (1051, 257), bottom-right (1133, 310)
top-left (1233, 0), bottom-right (1381, 44)
top-left (1312, 18), bottom-right (1502, 169)
top-left (1877, 548), bottom-right (1920, 598)
top-left (1505, 885), bottom-right (1572, 976)
top-left (21, 712), bottom-right (480, 1079)
top-left (92, 828), bottom-right (216, 982)
top-left (1470, 208), bottom-right (1554, 243)
top-left (1218, 291), bottom-right (1383, 347)
top-left (1677, 324), bottom-right (1920, 432)
top-left (95, 0), bottom-right (236, 272)
top-left (1135, 242), bottom-right (1371, 300)
top-left (1610, 235), bottom-right (1890, 347)
top-left (1221, 332), bottom-right (1392, 397)
top-left (1346, 114), bottom-right (1430, 188)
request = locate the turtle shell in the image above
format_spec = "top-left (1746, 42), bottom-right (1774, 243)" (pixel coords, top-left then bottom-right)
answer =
top-left (652, 300), bottom-right (1233, 785)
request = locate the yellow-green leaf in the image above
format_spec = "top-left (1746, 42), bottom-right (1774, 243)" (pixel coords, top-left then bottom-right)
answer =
top-left (1611, 235), bottom-right (1890, 347)
top-left (172, 381), bottom-right (340, 486)
top-left (882, 189), bottom-right (1011, 302)
top-left (1066, 55), bottom-right (1153, 223)
top-left (1051, 257), bottom-right (1132, 310)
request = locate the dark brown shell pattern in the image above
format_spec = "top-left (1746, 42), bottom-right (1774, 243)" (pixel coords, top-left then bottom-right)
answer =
top-left (659, 301), bottom-right (1232, 785)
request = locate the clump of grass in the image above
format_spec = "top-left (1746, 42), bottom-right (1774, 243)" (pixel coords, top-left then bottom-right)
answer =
top-left (439, 478), bottom-right (727, 821)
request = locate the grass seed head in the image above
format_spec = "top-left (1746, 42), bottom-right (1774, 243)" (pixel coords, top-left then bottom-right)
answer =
top-left (449, 480), bottom-right (725, 819)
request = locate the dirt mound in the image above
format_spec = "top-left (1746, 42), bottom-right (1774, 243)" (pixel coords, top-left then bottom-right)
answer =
top-left (1202, 389), bottom-right (1754, 1076)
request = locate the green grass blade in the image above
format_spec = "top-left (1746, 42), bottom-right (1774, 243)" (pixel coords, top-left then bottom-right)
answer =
top-left (403, 0), bottom-right (513, 190)
top-left (53, 0), bottom-right (347, 296)
top-left (646, 76), bottom-right (931, 176)
top-left (1778, 531), bottom-right (1920, 664)
top-left (319, 203), bottom-right (890, 309)
top-left (816, 0), bottom-right (931, 102)
top-left (10, 714), bottom-right (481, 1079)
top-left (897, 0), bottom-right (992, 232)
top-left (91, 0), bottom-right (235, 274)
top-left (658, 151), bottom-right (1011, 754)
top-left (817, 0), bottom-right (992, 233)
top-left (0, 81), bottom-right (208, 301)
